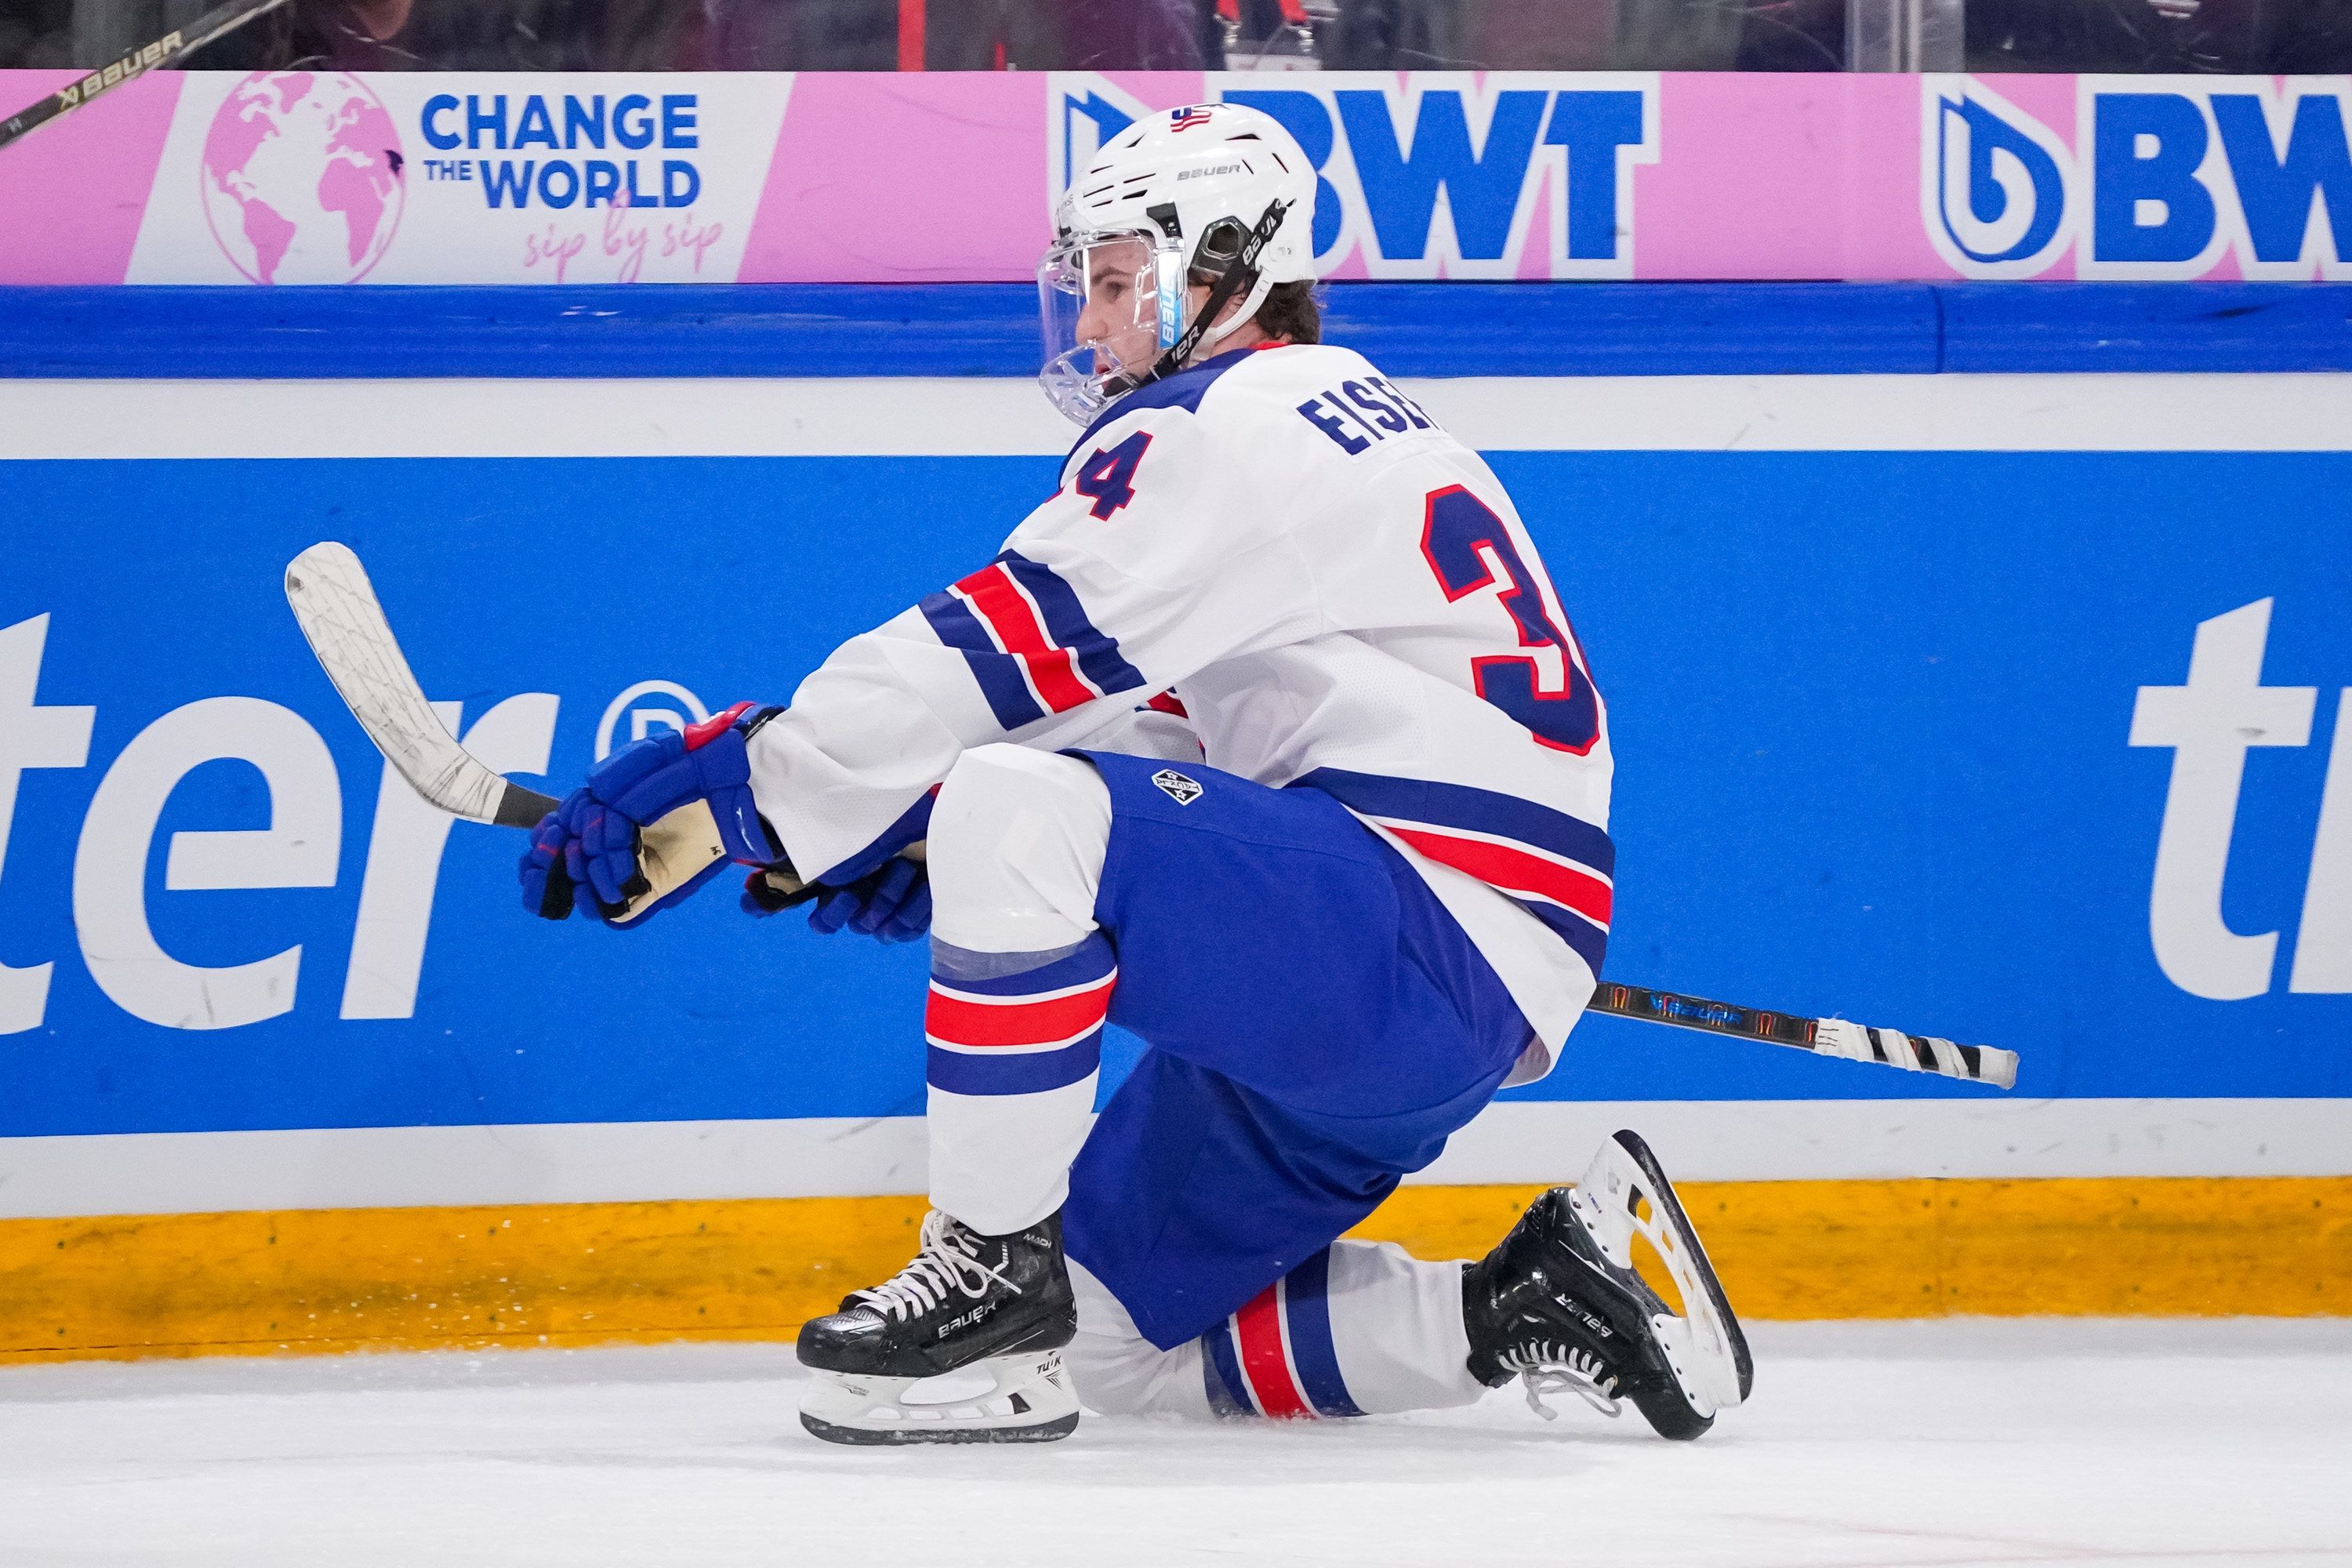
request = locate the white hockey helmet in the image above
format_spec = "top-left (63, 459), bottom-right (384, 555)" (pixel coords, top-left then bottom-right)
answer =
top-left (1038, 102), bottom-right (1318, 424)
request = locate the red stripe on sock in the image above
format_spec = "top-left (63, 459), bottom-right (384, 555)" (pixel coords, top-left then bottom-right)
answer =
top-left (924, 977), bottom-right (1113, 1049)
top-left (1234, 1283), bottom-right (1312, 1419)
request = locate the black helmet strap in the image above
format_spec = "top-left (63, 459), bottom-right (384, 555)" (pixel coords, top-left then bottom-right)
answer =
top-left (1145, 196), bottom-right (1294, 387)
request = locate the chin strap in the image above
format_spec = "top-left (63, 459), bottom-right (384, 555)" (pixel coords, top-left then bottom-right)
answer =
top-left (1143, 195), bottom-right (1294, 387)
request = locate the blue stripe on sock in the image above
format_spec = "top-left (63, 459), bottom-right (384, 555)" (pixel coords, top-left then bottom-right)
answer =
top-left (1283, 1249), bottom-right (1367, 1418)
top-left (1200, 1319), bottom-right (1255, 1418)
top-left (925, 1031), bottom-right (1102, 1096)
top-left (918, 589), bottom-right (1047, 730)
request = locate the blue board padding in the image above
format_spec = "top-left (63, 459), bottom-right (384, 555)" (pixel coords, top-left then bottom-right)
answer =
top-left (5, 282), bottom-right (2352, 378)
top-left (0, 285), bottom-right (1040, 380)
top-left (4, 447), bottom-right (2349, 1137)
top-left (1936, 282), bottom-right (2352, 373)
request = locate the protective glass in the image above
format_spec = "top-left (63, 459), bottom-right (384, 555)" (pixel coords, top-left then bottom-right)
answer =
top-left (1037, 229), bottom-right (1189, 424)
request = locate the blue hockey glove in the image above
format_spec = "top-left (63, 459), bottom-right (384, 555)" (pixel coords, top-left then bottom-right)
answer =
top-left (808, 855), bottom-right (932, 943)
top-left (740, 853), bottom-right (931, 943)
top-left (517, 700), bottom-right (783, 926)
top-left (518, 812), bottom-right (583, 920)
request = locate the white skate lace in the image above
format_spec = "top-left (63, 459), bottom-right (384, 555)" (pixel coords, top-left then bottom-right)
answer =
top-left (851, 1210), bottom-right (1022, 1322)
top-left (1498, 1343), bottom-right (1621, 1421)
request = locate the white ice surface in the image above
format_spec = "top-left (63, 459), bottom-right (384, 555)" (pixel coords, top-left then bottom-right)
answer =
top-left (2, 1319), bottom-right (2347, 1566)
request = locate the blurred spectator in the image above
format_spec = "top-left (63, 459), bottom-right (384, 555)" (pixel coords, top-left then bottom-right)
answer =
top-left (1969, 0), bottom-right (2352, 73)
top-left (1330, 0), bottom-right (1837, 71)
top-left (0, 0), bottom-right (71, 67)
top-left (921, 0), bottom-right (1200, 71)
top-left (1464, 0), bottom-right (1613, 68)
top-left (1318, 0), bottom-right (1471, 67)
top-left (693, 0), bottom-right (894, 69)
top-left (181, 0), bottom-right (603, 71)
top-left (1729, 0), bottom-right (1843, 69)
top-left (3, 0), bottom-right (2347, 73)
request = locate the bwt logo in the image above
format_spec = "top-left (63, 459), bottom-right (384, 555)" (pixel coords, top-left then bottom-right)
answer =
top-left (0, 612), bottom-right (710, 1036)
top-left (1924, 76), bottom-right (2352, 280)
top-left (1053, 74), bottom-right (1660, 280)
top-left (1924, 78), bottom-right (2072, 277)
top-left (2130, 599), bottom-right (2352, 1000)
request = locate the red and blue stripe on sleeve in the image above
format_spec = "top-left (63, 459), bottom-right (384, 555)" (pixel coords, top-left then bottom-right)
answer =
top-left (918, 550), bottom-right (1146, 731)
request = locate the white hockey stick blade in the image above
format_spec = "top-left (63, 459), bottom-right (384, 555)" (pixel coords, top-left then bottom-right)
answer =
top-left (284, 542), bottom-right (555, 829)
top-left (285, 542), bottom-right (728, 924)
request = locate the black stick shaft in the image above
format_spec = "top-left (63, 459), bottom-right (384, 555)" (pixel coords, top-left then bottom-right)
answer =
top-left (1588, 981), bottom-right (2016, 1089)
top-left (0, 0), bottom-right (295, 154)
top-left (492, 782), bottom-right (562, 829)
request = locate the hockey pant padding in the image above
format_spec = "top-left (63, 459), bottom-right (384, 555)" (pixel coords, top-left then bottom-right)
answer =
top-left (1069, 1243), bottom-right (1486, 1419)
top-left (924, 745), bottom-right (1532, 1353)
top-left (1061, 751), bottom-right (1532, 1349)
top-left (923, 745), bottom-right (1116, 1237)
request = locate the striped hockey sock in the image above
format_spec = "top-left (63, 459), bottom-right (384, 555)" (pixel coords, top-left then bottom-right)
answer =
top-left (1202, 1247), bottom-right (1367, 1420)
top-left (1198, 1240), bottom-right (1491, 1419)
top-left (921, 933), bottom-right (1116, 1236)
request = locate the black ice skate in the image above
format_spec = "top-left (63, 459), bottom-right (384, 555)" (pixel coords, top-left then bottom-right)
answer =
top-left (1464, 1129), bottom-right (1752, 1440)
top-left (797, 1208), bottom-right (1080, 1445)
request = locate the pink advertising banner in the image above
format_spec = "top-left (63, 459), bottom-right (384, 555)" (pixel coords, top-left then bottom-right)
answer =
top-left (1, 68), bottom-right (2347, 286)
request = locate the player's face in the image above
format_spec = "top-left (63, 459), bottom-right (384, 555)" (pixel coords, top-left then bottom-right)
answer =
top-left (1075, 237), bottom-right (1161, 382)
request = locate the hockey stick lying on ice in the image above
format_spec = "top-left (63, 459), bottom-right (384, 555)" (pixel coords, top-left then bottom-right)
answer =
top-left (0, 0), bottom-right (295, 155)
top-left (1587, 982), bottom-right (2018, 1090)
top-left (288, 539), bottom-right (2020, 1086)
top-left (285, 541), bottom-right (742, 925)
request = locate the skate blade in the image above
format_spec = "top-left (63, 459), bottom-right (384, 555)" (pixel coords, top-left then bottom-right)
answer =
top-left (798, 1352), bottom-right (1080, 1446)
top-left (1571, 1130), bottom-right (1751, 1417)
top-left (799, 1409), bottom-right (1081, 1446)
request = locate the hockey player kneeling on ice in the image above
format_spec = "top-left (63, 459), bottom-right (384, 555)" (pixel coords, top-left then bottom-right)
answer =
top-left (521, 103), bottom-right (1750, 1443)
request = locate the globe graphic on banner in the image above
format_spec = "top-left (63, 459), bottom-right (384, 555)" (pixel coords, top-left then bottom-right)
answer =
top-left (200, 73), bottom-right (405, 285)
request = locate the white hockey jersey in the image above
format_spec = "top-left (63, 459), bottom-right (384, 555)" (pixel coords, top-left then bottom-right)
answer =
top-left (746, 342), bottom-right (1613, 1080)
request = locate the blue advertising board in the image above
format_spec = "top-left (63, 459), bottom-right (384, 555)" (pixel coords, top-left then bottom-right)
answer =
top-left (6, 419), bottom-right (2350, 1144)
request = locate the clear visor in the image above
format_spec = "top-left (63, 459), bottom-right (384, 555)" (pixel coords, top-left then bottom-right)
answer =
top-left (1037, 230), bottom-right (1189, 425)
